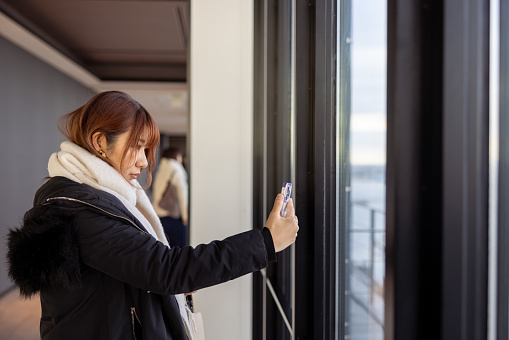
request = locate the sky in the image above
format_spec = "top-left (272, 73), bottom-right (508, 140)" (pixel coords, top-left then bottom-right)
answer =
top-left (346, 0), bottom-right (387, 165)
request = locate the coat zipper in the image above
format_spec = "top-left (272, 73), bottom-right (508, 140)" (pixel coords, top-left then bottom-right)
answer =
top-left (131, 306), bottom-right (142, 340)
top-left (45, 197), bottom-right (148, 234)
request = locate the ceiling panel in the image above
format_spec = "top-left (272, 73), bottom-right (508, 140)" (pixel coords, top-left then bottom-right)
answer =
top-left (0, 0), bottom-right (188, 81)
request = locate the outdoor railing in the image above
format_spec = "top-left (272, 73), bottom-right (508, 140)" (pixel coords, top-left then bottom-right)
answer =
top-left (345, 201), bottom-right (386, 339)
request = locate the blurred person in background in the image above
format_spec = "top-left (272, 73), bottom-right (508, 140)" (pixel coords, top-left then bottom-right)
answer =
top-left (152, 147), bottom-right (188, 248)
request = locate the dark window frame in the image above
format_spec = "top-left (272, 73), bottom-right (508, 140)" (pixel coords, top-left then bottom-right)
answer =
top-left (253, 0), bottom-right (340, 339)
top-left (498, 0), bottom-right (509, 338)
top-left (255, 0), bottom-right (490, 339)
top-left (386, 0), bottom-right (489, 339)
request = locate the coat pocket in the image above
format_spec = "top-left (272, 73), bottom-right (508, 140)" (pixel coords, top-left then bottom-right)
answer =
top-left (130, 307), bottom-right (143, 340)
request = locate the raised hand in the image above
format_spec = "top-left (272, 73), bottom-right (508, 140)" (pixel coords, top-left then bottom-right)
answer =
top-left (265, 194), bottom-right (299, 252)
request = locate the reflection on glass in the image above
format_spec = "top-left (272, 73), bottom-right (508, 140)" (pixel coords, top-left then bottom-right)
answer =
top-left (343, 1), bottom-right (387, 339)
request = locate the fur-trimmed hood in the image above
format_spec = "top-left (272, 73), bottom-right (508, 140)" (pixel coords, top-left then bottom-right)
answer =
top-left (7, 205), bottom-right (82, 298)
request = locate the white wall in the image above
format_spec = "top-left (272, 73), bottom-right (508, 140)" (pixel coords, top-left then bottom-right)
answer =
top-left (189, 0), bottom-right (254, 339)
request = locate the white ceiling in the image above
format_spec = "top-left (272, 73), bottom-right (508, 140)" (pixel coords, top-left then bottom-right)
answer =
top-left (94, 81), bottom-right (188, 135)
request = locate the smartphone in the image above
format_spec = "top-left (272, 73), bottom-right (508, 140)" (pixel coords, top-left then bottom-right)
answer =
top-left (280, 182), bottom-right (293, 217)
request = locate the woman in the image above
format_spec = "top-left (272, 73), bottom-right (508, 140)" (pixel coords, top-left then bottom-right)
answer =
top-left (152, 147), bottom-right (189, 248)
top-left (7, 91), bottom-right (298, 339)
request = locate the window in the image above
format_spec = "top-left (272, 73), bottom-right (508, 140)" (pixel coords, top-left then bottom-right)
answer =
top-left (339, 1), bottom-right (387, 339)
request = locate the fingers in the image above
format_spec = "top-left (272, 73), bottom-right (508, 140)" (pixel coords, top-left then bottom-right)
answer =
top-left (271, 193), bottom-right (284, 213)
top-left (285, 197), bottom-right (295, 218)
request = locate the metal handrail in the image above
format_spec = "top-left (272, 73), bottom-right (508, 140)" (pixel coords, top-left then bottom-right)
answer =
top-left (346, 201), bottom-right (386, 330)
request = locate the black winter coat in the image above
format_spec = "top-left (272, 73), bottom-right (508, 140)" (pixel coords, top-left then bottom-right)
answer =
top-left (7, 177), bottom-right (275, 339)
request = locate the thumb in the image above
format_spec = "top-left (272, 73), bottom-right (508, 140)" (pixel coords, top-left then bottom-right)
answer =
top-left (271, 193), bottom-right (284, 214)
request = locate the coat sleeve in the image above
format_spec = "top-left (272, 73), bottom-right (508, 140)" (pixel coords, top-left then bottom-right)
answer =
top-left (74, 208), bottom-right (269, 295)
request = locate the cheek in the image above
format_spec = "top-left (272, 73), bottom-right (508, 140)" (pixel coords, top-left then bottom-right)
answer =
top-left (116, 150), bottom-right (136, 172)
top-left (125, 151), bottom-right (137, 167)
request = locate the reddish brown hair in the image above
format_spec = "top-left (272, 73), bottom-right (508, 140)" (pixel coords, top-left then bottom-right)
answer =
top-left (58, 91), bottom-right (160, 188)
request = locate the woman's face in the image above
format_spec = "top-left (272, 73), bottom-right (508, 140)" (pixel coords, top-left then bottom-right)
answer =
top-left (104, 130), bottom-right (149, 182)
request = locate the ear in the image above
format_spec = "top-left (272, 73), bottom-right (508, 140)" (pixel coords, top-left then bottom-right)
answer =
top-left (91, 132), bottom-right (107, 152)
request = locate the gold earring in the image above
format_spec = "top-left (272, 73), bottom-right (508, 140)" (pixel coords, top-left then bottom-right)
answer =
top-left (98, 150), bottom-right (106, 158)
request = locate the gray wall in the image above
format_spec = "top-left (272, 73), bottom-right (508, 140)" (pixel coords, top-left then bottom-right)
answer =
top-left (0, 36), bottom-right (94, 295)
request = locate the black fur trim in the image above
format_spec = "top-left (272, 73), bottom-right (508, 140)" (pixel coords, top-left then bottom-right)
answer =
top-left (7, 209), bottom-right (82, 298)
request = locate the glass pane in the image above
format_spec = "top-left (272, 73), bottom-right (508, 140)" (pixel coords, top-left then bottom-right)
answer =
top-left (339, 1), bottom-right (387, 339)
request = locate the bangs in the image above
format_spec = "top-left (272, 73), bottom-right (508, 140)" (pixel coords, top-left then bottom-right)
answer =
top-left (143, 115), bottom-right (160, 151)
top-left (122, 106), bottom-right (160, 188)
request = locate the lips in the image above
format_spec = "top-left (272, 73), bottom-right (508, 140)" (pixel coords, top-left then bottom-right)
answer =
top-left (131, 173), bottom-right (140, 179)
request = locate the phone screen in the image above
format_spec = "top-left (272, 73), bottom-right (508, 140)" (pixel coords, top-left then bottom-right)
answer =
top-left (280, 182), bottom-right (292, 217)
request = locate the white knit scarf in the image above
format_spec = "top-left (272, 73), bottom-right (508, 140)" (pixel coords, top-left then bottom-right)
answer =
top-left (48, 141), bottom-right (195, 339)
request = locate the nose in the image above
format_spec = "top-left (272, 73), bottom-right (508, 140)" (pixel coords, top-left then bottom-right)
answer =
top-left (137, 149), bottom-right (148, 169)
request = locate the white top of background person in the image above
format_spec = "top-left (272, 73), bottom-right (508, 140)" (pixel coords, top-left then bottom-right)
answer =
top-left (153, 147), bottom-right (189, 225)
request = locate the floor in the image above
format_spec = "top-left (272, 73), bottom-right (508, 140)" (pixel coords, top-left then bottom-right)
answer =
top-left (0, 289), bottom-right (40, 340)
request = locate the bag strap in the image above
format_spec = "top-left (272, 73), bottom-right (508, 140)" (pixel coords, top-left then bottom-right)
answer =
top-left (162, 170), bottom-right (177, 194)
top-left (167, 170), bottom-right (177, 186)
